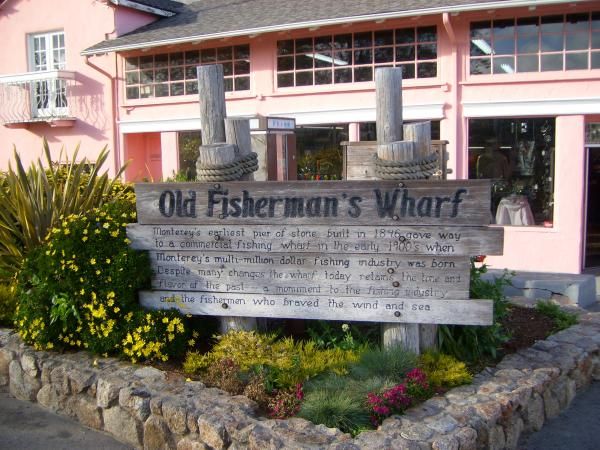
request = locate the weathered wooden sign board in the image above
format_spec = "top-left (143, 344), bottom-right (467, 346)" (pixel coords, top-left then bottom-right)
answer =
top-left (128, 180), bottom-right (503, 326)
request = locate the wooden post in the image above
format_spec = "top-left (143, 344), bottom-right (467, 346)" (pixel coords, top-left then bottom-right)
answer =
top-left (225, 118), bottom-right (254, 181)
top-left (375, 68), bottom-right (420, 353)
top-left (196, 65), bottom-right (256, 334)
top-left (197, 65), bottom-right (226, 145)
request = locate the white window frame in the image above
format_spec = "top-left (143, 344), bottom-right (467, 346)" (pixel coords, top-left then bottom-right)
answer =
top-left (27, 31), bottom-right (67, 118)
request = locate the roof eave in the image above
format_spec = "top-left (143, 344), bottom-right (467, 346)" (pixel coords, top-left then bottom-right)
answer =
top-left (108, 0), bottom-right (176, 18)
top-left (82, 0), bottom-right (573, 56)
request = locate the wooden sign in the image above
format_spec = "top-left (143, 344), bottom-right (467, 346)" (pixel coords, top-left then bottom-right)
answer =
top-left (135, 180), bottom-right (494, 226)
top-left (139, 291), bottom-right (493, 326)
top-left (127, 224), bottom-right (503, 256)
top-left (129, 180), bottom-right (501, 326)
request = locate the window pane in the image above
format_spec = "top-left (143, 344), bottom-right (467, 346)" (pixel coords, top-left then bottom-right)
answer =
top-left (354, 49), bottom-right (372, 65)
top-left (471, 21), bottom-right (492, 40)
top-left (126, 72), bottom-right (139, 85)
top-left (314, 36), bottom-right (332, 51)
top-left (517, 35), bottom-right (539, 53)
top-left (296, 38), bottom-right (313, 53)
top-left (185, 66), bottom-right (197, 79)
top-left (170, 52), bottom-right (184, 66)
top-left (155, 84), bottom-right (169, 97)
top-left (185, 51), bottom-right (199, 65)
top-left (170, 67), bottom-right (183, 81)
top-left (234, 60), bottom-right (250, 75)
top-left (334, 67), bottom-right (352, 83)
top-left (296, 71), bottom-right (313, 86)
top-left (126, 87), bottom-right (139, 99)
top-left (278, 56), bottom-right (294, 71)
top-left (494, 19), bottom-right (515, 39)
top-left (224, 78), bottom-right (233, 92)
top-left (125, 57), bottom-right (138, 70)
top-left (517, 55), bottom-right (538, 72)
top-left (566, 52), bottom-right (588, 70)
top-left (374, 30), bottom-right (394, 46)
top-left (593, 12), bottom-right (600, 30)
top-left (140, 85), bottom-right (153, 98)
top-left (417, 43), bottom-right (437, 59)
top-left (541, 34), bottom-right (564, 52)
top-left (592, 51), bottom-right (600, 68)
top-left (493, 56), bottom-right (515, 74)
top-left (171, 82), bottom-right (184, 96)
top-left (155, 54), bottom-right (169, 68)
top-left (593, 32), bottom-right (600, 49)
top-left (217, 47), bottom-right (232, 60)
top-left (541, 15), bottom-right (564, 33)
top-left (155, 68), bottom-right (168, 82)
top-left (517, 16), bottom-right (539, 35)
top-left (333, 50), bottom-right (351, 64)
top-left (314, 52), bottom-right (332, 68)
top-left (417, 26), bottom-right (436, 42)
top-left (566, 33), bottom-right (589, 50)
top-left (471, 38), bottom-right (492, 56)
top-left (541, 53), bottom-right (563, 71)
top-left (417, 62), bottom-right (437, 77)
top-left (396, 45), bottom-right (415, 61)
top-left (201, 49), bottom-right (216, 63)
top-left (186, 81), bottom-right (198, 95)
top-left (140, 56), bottom-right (153, 69)
top-left (277, 40), bottom-right (294, 55)
top-left (333, 34), bottom-right (352, 49)
top-left (234, 45), bottom-right (250, 59)
top-left (566, 13), bottom-right (589, 31)
top-left (396, 28), bottom-right (415, 44)
top-left (140, 70), bottom-right (154, 83)
top-left (296, 54), bottom-right (313, 70)
top-left (278, 72), bottom-right (294, 87)
top-left (470, 58), bottom-right (491, 74)
top-left (354, 66), bottom-right (373, 82)
top-left (315, 70), bottom-right (332, 85)
top-left (397, 63), bottom-right (415, 79)
top-left (234, 76), bottom-right (250, 91)
top-left (494, 39), bottom-right (515, 55)
top-left (374, 47), bottom-right (394, 63)
top-left (222, 62), bottom-right (233, 76)
top-left (354, 32), bottom-right (372, 48)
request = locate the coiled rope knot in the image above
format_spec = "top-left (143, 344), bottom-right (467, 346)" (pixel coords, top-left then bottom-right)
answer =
top-left (373, 152), bottom-right (440, 180)
top-left (196, 152), bottom-right (259, 181)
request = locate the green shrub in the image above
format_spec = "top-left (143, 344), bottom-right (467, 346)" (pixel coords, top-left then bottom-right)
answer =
top-left (438, 261), bottom-right (511, 363)
top-left (0, 141), bottom-right (125, 280)
top-left (184, 330), bottom-right (363, 389)
top-left (305, 321), bottom-right (378, 351)
top-left (418, 351), bottom-right (472, 388)
top-left (535, 300), bottom-right (578, 332)
top-left (349, 345), bottom-right (417, 382)
top-left (14, 196), bottom-right (189, 361)
top-left (0, 283), bottom-right (17, 326)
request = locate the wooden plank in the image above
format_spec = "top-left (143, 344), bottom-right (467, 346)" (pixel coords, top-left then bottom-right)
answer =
top-left (127, 224), bottom-right (504, 256)
top-left (147, 251), bottom-right (470, 298)
top-left (139, 291), bottom-right (493, 326)
top-left (197, 65), bottom-right (226, 145)
top-left (134, 180), bottom-right (493, 226)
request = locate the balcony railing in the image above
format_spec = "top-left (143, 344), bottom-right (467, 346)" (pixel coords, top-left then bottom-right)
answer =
top-left (0, 70), bottom-right (76, 127)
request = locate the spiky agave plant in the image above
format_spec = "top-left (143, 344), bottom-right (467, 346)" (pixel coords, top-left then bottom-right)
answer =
top-left (0, 138), bottom-right (125, 279)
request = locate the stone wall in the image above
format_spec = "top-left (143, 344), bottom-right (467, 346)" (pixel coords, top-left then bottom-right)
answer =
top-left (2, 312), bottom-right (600, 450)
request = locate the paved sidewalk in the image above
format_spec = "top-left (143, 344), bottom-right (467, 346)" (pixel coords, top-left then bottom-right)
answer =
top-left (518, 382), bottom-right (600, 449)
top-left (0, 387), bottom-right (132, 450)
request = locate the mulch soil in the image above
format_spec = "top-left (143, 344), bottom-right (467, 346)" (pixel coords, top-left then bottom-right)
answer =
top-left (500, 304), bottom-right (557, 353)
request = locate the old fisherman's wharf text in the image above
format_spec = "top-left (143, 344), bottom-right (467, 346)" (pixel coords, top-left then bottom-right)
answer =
top-left (157, 188), bottom-right (468, 220)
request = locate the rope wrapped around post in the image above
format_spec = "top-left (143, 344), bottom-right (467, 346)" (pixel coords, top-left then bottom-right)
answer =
top-left (373, 152), bottom-right (439, 180)
top-left (196, 152), bottom-right (259, 181)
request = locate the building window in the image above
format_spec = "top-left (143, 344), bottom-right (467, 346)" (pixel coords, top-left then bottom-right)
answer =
top-left (177, 131), bottom-right (202, 180)
top-left (29, 31), bottom-right (67, 117)
top-left (276, 26), bottom-right (437, 88)
top-left (470, 12), bottom-right (600, 74)
top-left (125, 44), bottom-right (250, 100)
top-left (468, 118), bottom-right (555, 226)
top-left (296, 124), bottom-right (349, 180)
top-left (586, 123), bottom-right (600, 144)
top-left (359, 121), bottom-right (441, 141)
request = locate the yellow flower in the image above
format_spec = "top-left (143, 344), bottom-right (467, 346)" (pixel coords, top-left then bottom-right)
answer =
top-left (90, 258), bottom-right (96, 265)
top-left (113, 307), bottom-right (120, 313)
top-left (106, 258), bottom-right (111, 264)
top-left (82, 236), bottom-right (88, 242)
top-left (162, 317), bottom-right (169, 324)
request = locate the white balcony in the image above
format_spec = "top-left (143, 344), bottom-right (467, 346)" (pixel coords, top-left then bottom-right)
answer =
top-left (0, 70), bottom-right (77, 127)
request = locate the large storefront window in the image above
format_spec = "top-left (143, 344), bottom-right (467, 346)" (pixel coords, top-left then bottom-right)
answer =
top-left (470, 11), bottom-right (600, 74)
top-left (125, 45), bottom-right (250, 100)
top-left (359, 121), bottom-right (441, 141)
top-left (468, 118), bottom-right (555, 226)
top-left (277, 26), bottom-right (437, 88)
top-left (296, 124), bottom-right (348, 179)
top-left (177, 131), bottom-right (201, 180)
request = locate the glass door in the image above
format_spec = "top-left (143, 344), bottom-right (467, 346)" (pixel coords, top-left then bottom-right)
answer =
top-left (30, 32), bottom-right (67, 118)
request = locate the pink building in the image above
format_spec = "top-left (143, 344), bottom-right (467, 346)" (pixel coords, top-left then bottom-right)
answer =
top-left (1, 0), bottom-right (599, 275)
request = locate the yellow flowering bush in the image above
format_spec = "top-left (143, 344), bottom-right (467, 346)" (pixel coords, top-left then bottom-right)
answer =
top-left (417, 351), bottom-right (472, 388)
top-left (14, 195), bottom-right (188, 360)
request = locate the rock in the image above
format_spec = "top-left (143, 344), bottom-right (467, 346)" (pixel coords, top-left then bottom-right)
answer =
top-left (20, 352), bottom-right (38, 378)
top-left (67, 395), bottom-right (103, 430)
top-left (68, 368), bottom-right (96, 394)
top-left (144, 415), bottom-right (176, 450)
top-left (504, 416), bottom-right (524, 450)
top-left (543, 388), bottom-right (560, 419)
top-left (246, 424), bottom-right (284, 450)
top-left (198, 414), bottom-right (231, 450)
top-left (522, 393), bottom-right (544, 432)
top-left (163, 399), bottom-right (188, 435)
top-left (424, 413), bottom-right (459, 434)
top-left (177, 437), bottom-right (208, 450)
top-left (50, 366), bottom-right (71, 395)
top-left (119, 386), bottom-right (151, 422)
top-left (487, 425), bottom-right (505, 450)
top-left (135, 366), bottom-right (166, 382)
top-left (9, 360), bottom-right (41, 401)
top-left (37, 384), bottom-right (65, 412)
top-left (399, 418), bottom-right (434, 441)
top-left (0, 348), bottom-right (13, 386)
top-left (453, 427), bottom-right (477, 450)
top-left (96, 376), bottom-right (124, 408)
top-left (103, 406), bottom-right (143, 448)
top-left (431, 435), bottom-right (459, 450)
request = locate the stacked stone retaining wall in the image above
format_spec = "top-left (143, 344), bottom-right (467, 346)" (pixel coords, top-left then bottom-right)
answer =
top-left (2, 312), bottom-right (600, 450)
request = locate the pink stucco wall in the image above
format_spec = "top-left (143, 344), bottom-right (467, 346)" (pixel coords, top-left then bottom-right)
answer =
top-left (0, 0), bottom-right (156, 174)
